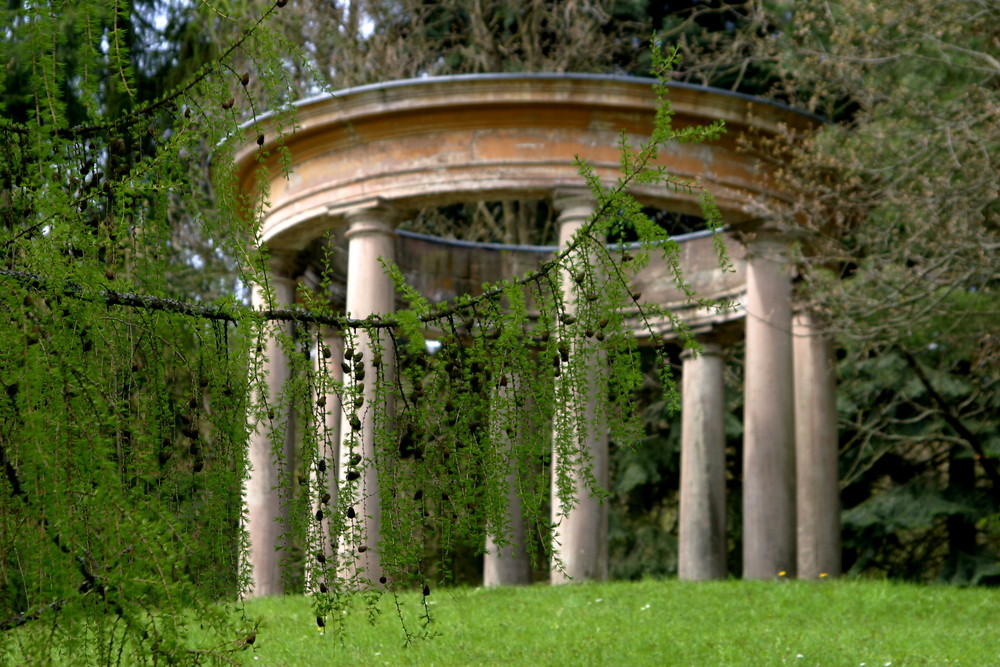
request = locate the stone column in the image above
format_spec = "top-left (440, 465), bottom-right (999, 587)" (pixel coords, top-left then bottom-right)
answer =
top-left (310, 329), bottom-right (343, 586)
top-left (678, 342), bottom-right (728, 580)
top-left (742, 232), bottom-right (796, 579)
top-left (484, 372), bottom-right (532, 587)
top-left (550, 190), bottom-right (608, 584)
top-left (793, 310), bottom-right (841, 579)
top-left (245, 253), bottom-right (297, 597)
top-left (337, 203), bottom-right (398, 588)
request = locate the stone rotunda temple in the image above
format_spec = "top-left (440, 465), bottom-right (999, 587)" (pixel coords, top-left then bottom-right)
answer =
top-left (234, 73), bottom-right (840, 596)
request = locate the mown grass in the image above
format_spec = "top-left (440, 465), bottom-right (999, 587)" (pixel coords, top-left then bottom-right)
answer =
top-left (233, 578), bottom-right (999, 666)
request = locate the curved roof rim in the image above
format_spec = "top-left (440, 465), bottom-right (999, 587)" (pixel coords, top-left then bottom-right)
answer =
top-left (244, 72), bottom-right (826, 130)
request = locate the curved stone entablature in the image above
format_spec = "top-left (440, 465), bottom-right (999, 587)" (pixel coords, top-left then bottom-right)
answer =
top-left (234, 73), bottom-right (820, 253)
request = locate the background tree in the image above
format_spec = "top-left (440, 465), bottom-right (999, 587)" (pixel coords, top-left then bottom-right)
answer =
top-left (654, 0), bottom-right (1000, 581)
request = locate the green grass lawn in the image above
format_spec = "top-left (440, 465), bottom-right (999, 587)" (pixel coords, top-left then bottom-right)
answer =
top-left (234, 578), bottom-right (999, 666)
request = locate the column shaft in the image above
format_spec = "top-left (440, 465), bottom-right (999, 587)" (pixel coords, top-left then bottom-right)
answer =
top-left (742, 234), bottom-right (796, 579)
top-left (793, 311), bottom-right (841, 578)
top-left (679, 343), bottom-right (728, 580)
top-left (550, 191), bottom-right (608, 584)
top-left (338, 208), bottom-right (397, 587)
top-left (484, 372), bottom-right (532, 586)
top-left (246, 265), bottom-right (297, 597)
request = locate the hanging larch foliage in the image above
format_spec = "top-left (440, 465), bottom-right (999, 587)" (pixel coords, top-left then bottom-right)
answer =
top-left (0, 0), bottom-right (728, 661)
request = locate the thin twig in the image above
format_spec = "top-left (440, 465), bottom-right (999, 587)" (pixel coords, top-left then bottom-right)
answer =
top-left (899, 346), bottom-right (1000, 503)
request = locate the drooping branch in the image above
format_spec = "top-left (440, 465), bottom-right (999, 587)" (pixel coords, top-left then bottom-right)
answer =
top-left (0, 435), bottom-right (124, 632)
top-left (0, 601), bottom-right (66, 633)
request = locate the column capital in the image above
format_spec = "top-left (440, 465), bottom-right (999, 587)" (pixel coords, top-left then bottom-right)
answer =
top-left (743, 230), bottom-right (789, 257)
top-left (267, 273), bottom-right (297, 296)
top-left (739, 222), bottom-right (809, 260)
top-left (791, 308), bottom-right (832, 338)
top-left (261, 247), bottom-right (299, 278)
top-left (681, 341), bottom-right (724, 361)
top-left (552, 188), bottom-right (597, 221)
top-left (299, 266), bottom-right (322, 292)
top-left (344, 199), bottom-right (403, 236)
